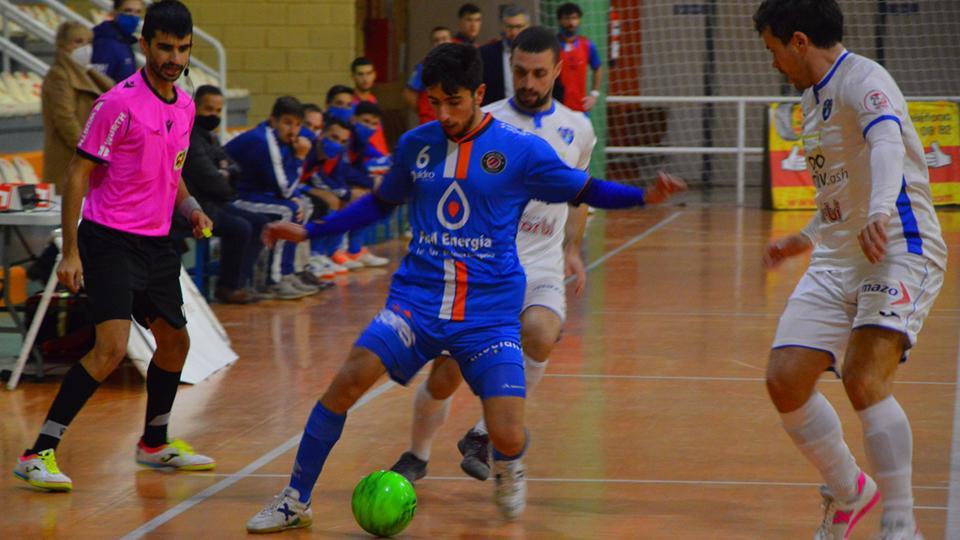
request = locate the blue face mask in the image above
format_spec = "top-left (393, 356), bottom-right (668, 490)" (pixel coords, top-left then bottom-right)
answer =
top-left (559, 28), bottom-right (577, 39)
top-left (115, 13), bottom-right (140, 37)
top-left (321, 138), bottom-right (345, 159)
top-left (326, 106), bottom-right (353, 123)
top-left (353, 122), bottom-right (376, 145)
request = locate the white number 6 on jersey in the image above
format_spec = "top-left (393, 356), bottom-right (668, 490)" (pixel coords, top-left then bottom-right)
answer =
top-left (416, 146), bottom-right (430, 169)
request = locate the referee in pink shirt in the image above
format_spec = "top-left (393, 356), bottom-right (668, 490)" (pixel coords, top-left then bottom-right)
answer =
top-left (14, 0), bottom-right (216, 492)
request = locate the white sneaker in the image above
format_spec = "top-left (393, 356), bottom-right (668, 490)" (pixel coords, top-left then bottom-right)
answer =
top-left (493, 458), bottom-right (526, 521)
top-left (136, 438), bottom-right (216, 471)
top-left (814, 470), bottom-right (880, 540)
top-left (307, 255), bottom-right (336, 280)
top-left (332, 251), bottom-right (362, 270)
top-left (13, 449), bottom-right (72, 491)
top-left (353, 249), bottom-right (389, 267)
top-left (316, 254), bottom-right (349, 274)
top-left (246, 486), bottom-right (313, 533)
top-left (875, 516), bottom-right (924, 540)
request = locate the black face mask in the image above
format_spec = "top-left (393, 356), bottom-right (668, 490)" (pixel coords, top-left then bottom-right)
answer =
top-left (197, 114), bottom-right (221, 131)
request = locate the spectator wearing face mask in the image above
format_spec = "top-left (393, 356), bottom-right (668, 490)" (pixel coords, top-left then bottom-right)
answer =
top-left (303, 103), bottom-right (324, 138)
top-left (91, 0), bottom-right (145, 83)
top-left (42, 21), bottom-right (115, 191)
top-left (181, 85), bottom-right (270, 304)
top-left (299, 114), bottom-right (367, 279)
top-left (337, 101), bottom-right (390, 269)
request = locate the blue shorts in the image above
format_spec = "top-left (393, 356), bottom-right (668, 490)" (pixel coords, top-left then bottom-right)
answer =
top-left (355, 300), bottom-right (525, 399)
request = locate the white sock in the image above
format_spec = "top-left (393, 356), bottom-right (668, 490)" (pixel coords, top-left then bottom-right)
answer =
top-left (781, 392), bottom-right (860, 499)
top-left (859, 396), bottom-right (914, 523)
top-left (523, 353), bottom-right (548, 395)
top-left (471, 355), bottom-right (549, 437)
top-left (409, 382), bottom-right (451, 461)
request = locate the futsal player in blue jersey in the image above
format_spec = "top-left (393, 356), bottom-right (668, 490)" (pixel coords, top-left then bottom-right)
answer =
top-left (246, 43), bottom-right (685, 533)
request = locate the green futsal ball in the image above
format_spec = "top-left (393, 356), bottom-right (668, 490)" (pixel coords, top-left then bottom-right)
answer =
top-left (351, 470), bottom-right (417, 537)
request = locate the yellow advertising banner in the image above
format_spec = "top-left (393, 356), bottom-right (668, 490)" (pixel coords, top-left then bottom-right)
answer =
top-left (768, 101), bottom-right (960, 209)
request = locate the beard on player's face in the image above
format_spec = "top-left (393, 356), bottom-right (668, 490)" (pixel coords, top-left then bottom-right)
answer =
top-left (515, 87), bottom-right (550, 110)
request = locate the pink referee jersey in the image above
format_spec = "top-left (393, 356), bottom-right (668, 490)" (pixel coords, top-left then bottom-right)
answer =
top-left (77, 70), bottom-right (195, 236)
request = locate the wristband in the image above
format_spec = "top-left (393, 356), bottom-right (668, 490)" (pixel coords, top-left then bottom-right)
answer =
top-left (590, 90), bottom-right (600, 97)
top-left (178, 196), bottom-right (202, 220)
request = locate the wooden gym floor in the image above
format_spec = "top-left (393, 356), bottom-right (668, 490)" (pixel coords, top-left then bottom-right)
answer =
top-left (2, 204), bottom-right (958, 539)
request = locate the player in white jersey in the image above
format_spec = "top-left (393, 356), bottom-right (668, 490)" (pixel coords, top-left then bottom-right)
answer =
top-left (390, 26), bottom-right (596, 483)
top-left (755, 1), bottom-right (946, 539)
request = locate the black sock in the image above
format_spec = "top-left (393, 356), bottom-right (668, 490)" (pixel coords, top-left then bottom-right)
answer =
top-left (142, 362), bottom-right (182, 447)
top-left (28, 363), bottom-right (101, 455)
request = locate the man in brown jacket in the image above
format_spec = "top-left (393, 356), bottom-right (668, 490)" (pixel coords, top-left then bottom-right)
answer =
top-left (42, 22), bottom-right (114, 191)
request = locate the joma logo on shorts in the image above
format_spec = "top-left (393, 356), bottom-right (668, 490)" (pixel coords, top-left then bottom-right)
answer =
top-left (375, 309), bottom-right (415, 348)
top-left (861, 283), bottom-right (899, 296)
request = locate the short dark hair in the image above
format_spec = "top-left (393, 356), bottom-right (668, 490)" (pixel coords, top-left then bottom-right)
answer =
top-left (512, 26), bottom-right (561, 62)
top-left (421, 43), bottom-right (483, 95)
top-left (142, 0), bottom-right (192, 43)
top-left (354, 101), bottom-right (383, 119)
top-left (113, 0), bottom-right (139, 10)
top-left (501, 5), bottom-right (529, 21)
top-left (303, 103), bottom-right (323, 115)
top-left (325, 84), bottom-right (353, 105)
top-left (271, 96), bottom-right (304, 120)
top-left (351, 57), bottom-right (374, 73)
top-left (194, 85), bottom-right (221, 103)
top-left (556, 2), bottom-right (582, 18)
top-left (753, 0), bottom-right (843, 47)
top-left (458, 3), bottom-right (481, 18)
top-left (323, 114), bottom-right (352, 132)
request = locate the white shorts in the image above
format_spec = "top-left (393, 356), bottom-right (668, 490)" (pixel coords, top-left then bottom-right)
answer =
top-left (523, 267), bottom-right (566, 322)
top-left (772, 254), bottom-right (943, 366)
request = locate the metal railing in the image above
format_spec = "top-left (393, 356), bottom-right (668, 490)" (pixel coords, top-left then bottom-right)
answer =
top-left (0, 34), bottom-right (48, 76)
top-left (606, 95), bottom-right (960, 206)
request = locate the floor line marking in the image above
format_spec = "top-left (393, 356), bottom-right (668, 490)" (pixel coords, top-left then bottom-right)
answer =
top-left (121, 211), bottom-right (685, 537)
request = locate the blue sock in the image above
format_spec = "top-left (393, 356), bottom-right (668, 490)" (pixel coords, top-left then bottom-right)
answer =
top-left (328, 234), bottom-right (343, 256)
top-left (492, 429), bottom-right (530, 461)
top-left (310, 236), bottom-right (325, 257)
top-left (289, 401), bottom-right (346, 503)
top-left (348, 230), bottom-right (363, 254)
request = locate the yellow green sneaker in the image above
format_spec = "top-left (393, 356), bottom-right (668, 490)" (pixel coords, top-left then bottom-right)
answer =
top-left (136, 438), bottom-right (215, 471)
top-left (14, 449), bottom-right (73, 492)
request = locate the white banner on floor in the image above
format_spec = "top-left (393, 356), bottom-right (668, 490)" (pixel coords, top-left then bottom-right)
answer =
top-left (127, 267), bottom-right (238, 384)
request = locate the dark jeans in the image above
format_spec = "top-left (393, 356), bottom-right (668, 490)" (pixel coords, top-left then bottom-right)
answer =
top-left (214, 204), bottom-right (270, 290)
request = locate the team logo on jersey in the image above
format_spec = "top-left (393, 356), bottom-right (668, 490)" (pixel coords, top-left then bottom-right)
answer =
top-left (558, 127), bottom-right (575, 145)
top-left (437, 182), bottom-right (471, 230)
top-left (481, 151), bottom-right (506, 174)
top-left (174, 150), bottom-right (187, 170)
top-left (864, 90), bottom-right (891, 113)
top-left (822, 99), bottom-right (833, 121)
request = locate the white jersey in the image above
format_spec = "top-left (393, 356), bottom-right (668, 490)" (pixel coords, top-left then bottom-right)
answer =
top-left (483, 98), bottom-right (597, 275)
top-left (801, 50), bottom-right (946, 270)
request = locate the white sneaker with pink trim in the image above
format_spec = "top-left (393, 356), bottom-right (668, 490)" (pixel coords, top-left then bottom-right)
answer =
top-left (813, 470), bottom-right (880, 540)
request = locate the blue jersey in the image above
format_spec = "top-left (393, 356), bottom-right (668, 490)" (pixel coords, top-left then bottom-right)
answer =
top-left (377, 113), bottom-right (590, 322)
top-left (225, 122), bottom-right (303, 199)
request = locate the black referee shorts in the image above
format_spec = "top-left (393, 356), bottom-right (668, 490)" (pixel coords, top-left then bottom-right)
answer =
top-left (77, 220), bottom-right (187, 329)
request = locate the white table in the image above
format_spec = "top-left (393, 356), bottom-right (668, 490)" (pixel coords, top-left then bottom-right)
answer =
top-left (0, 209), bottom-right (61, 389)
